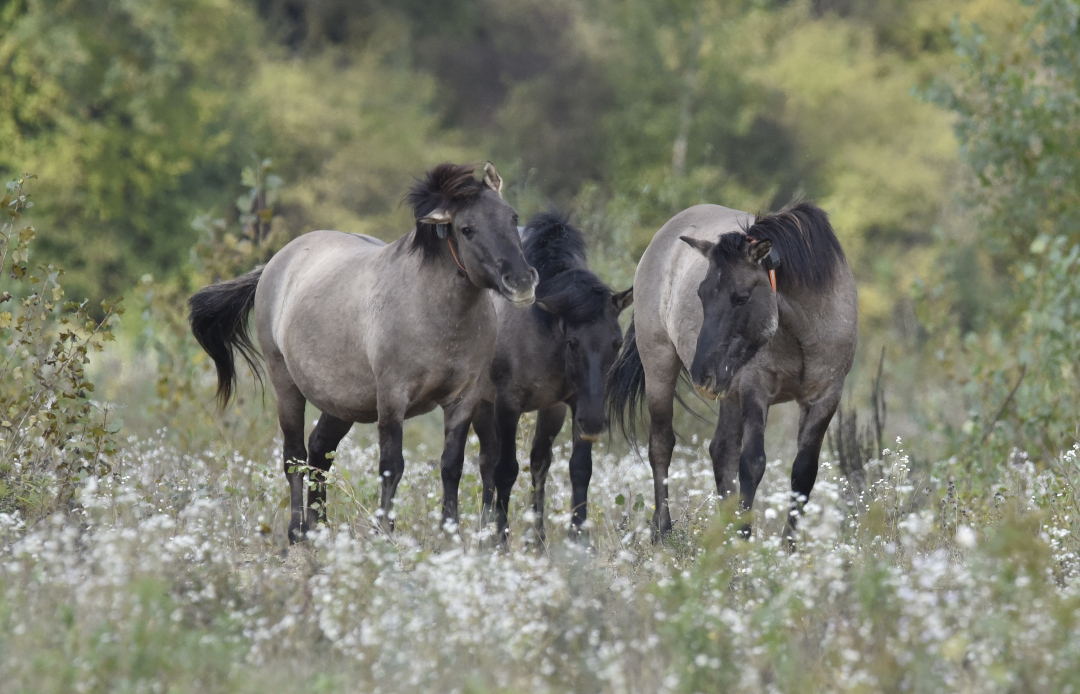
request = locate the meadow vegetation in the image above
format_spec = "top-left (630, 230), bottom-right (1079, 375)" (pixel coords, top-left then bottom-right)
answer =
top-left (1, 0), bottom-right (1079, 691)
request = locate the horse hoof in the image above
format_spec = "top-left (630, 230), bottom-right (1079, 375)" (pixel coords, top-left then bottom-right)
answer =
top-left (736, 522), bottom-right (752, 540)
top-left (568, 524), bottom-right (591, 547)
top-left (288, 522), bottom-right (308, 545)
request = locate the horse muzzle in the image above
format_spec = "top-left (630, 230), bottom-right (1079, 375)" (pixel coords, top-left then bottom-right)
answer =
top-left (501, 269), bottom-right (539, 306)
top-left (693, 382), bottom-right (727, 402)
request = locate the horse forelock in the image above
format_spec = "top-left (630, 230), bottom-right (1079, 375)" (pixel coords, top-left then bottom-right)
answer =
top-left (709, 201), bottom-right (846, 292)
top-left (522, 211), bottom-right (587, 281)
top-left (405, 162), bottom-right (489, 262)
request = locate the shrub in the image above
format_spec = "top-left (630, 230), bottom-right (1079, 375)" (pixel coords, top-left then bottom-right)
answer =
top-left (0, 175), bottom-right (122, 518)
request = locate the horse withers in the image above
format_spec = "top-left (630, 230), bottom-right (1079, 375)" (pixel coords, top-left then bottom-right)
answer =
top-left (473, 213), bottom-right (632, 546)
top-left (607, 202), bottom-right (856, 542)
top-left (188, 162), bottom-right (538, 542)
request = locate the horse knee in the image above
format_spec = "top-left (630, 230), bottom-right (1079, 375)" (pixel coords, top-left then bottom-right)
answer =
top-left (441, 461), bottom-right (463, 486)
top-left (494, 460), bottom-right (519, 490)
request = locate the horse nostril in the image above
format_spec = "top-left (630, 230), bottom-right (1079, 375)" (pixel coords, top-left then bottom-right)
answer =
top-left (501, 273), bottom-right (513, 288)
top-left (529, 267), bottom-right (539, 286)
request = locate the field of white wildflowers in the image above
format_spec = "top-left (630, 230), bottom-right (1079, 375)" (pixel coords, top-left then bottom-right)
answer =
top-left (3, 422), bottom-right (1080, 693)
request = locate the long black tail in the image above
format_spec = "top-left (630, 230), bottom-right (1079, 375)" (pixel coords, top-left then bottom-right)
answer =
top-left (606, 315), bottom-right (646, 443)
top-left (188, 267), bottom-right (264, 407)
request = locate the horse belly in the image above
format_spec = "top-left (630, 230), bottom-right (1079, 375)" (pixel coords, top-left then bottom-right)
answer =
top-left (283, 341), bottom-right (379, 421)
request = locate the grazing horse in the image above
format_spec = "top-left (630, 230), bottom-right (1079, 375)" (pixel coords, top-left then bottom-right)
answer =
top-left (189, 162), bottom-right (539, 542)
top-left (607, 202), bottom-right (856, 540)
top-left (474, 213), bottom-right (633, 545)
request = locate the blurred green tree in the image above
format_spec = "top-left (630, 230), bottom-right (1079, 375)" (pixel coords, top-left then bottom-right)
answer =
top-left (927, 0), bottom-right (1080, 462)
top-left (0, 0), bottom-right (265, 301)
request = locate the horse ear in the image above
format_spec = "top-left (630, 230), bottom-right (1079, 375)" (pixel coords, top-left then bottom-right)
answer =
top-left (748, 238), bottom-right (773, 264)
top-left (483, 161), bottom-right (503, 197)
top-left (419, 208), bottom-right (452, 225)
top-left (612, 286), bottom-right (634, 313)
top-left (679, 235), bottom-right (714, 258)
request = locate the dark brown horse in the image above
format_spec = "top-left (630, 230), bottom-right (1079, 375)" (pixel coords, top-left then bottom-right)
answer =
top-left (608, 202), bottom-right (856, 542)
top-left (474, 213), bottom-right (632, 545)
top-left (189, 163), bottom-right (538, 542)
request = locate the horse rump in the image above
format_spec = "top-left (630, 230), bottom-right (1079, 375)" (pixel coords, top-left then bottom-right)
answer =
top-left (188, 267), bottom-right (264, 407)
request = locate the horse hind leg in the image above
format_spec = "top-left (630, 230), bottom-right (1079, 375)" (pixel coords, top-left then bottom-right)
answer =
top-left (272, 373), bottom-right (308, 544)
top-left (644, 363), bottom-right (679, 540)
top-left (785, 388), bottom-right (842, 549)
top-left (306, 413), bottom-right (353, 533)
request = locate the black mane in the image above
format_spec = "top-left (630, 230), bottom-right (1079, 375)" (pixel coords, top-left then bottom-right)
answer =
top-left (712, 201), bottom-right (846, 292)
top-left (404, 162), bottom-right (487, 262)
top-left (522, 212), bottom-right (587, 280)
top-left (524, 212), bottom-right (612, 326)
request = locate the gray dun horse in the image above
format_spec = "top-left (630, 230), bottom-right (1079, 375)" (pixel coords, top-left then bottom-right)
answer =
top-left (473, 213), bottom-right (632, 546)
top-left (189, 162), bottom-right (539, 542)
top-left (607, 202), bottom-right (856, 542)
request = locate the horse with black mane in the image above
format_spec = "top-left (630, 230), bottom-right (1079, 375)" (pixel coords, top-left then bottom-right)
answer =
top-left (607, 201), bottom-right (856, 542)
top-left (474, 212), bottom-right (632, 545)
top-left (188, 162), bottom-right (538, 542)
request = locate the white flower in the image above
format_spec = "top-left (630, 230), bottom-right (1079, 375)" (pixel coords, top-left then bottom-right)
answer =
top-left (955, 525), bottom-right (977, 548)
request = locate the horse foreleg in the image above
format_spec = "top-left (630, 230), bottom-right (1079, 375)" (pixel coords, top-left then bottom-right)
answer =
top-left (529, 404), bottom-right (566, 545)
top-left (439, 399), bottom-right (476, 532)
top-left (709, 393), bottom-right (743, 500)
top-left (785, 389), bottom-right (842, 548)
top-left (737, 389), bottom-right (771, 537)
top-left (474, 400), bottom-right (500, 532)
top-left (306, 413), bottom-right (353, 533)
top-left (376, 403), bottom-right (406, 534)
top-left (567, 430), bottom-right (593, 544)
top-left (492, 401), bottom-right (521, 544)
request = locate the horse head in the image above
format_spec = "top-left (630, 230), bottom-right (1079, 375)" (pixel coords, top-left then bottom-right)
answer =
top-left (410, 162), bottom-right (538, 305)
top-left (680, 232), bottom-right (779, 401)
top-left (536, 272), bottom-right (633, 441)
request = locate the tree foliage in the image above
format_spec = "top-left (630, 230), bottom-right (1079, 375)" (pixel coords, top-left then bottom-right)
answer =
top-left (926, 0), bottom-right (1080, 463)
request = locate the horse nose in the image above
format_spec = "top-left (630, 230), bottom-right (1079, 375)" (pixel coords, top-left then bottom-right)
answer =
top-left (576, 413), bottom-right (607, 441)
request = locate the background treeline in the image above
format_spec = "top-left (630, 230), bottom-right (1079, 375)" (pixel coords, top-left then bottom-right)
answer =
top-left (1, 0), bottom-right (1076, 465)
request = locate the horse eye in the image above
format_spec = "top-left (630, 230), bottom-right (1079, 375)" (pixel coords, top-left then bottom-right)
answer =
top-left (459, 225), bottom-right (474, 238)
top-left (732, 293), bottom-right (750, 307)
top-left (512, 214), bottom-right (519, 225)
top-left (567, 337), bottom-right (580, 349)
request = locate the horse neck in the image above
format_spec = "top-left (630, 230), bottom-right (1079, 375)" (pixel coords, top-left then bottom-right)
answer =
top-left (775, 284), bottom-right (842, 343)
top-left (425, 262), bottom-right (486, 310)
